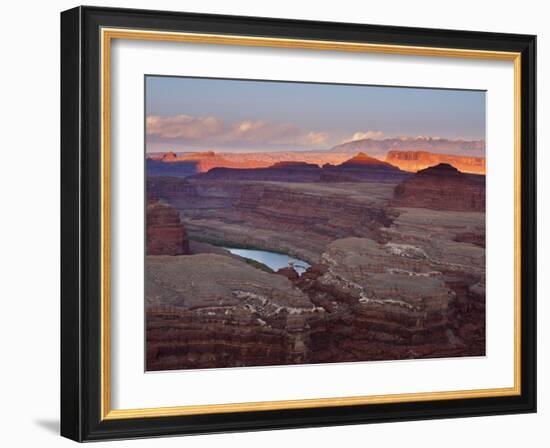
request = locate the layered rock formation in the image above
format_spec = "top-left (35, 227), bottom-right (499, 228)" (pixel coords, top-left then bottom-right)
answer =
top-left (147, 177), bottom-right (199, 203)
top-left (145, 167), bottom-right (400, 262)
top-left (235, 181), bottom-right (394, 240)
top-left (304, 206), bottom-right (486, 361)
top-left (161, 151), bottom-right (178, 162)
top-left (146, 219), bottom-right (485, 370)
top-left (146, 200), bottom-right (190, 255)
top-left (320, 152), bottom-right (411, 182)
top-left (145, 156), bottom-right (486, 371)
top-left (195, 161), bottom-right (321, 182)
top-left (146, 150), bottom-right (352, 177)
top-left (392, 164), bottom-right (485, 212)
top-left (386, 150), bottom-right (486, 174)
top-left (147, 151), bottom-right (252, 177)
top-left (379, 207), bottom-right (486, 356)
top-left (453, 232), bottom-right (486, 248)
top-left (169, 151), bottom-right (247, 172)
top-left (146, 254), bottom-right (321, 370)
top-left (190, 153), bottom-right (409, 183)
top-left (146, 137), bottom-right (485, 178)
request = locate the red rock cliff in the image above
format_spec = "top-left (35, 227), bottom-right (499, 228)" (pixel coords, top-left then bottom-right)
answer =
top-left (386, 150), bottom-right (486, 174)
top-left (146, 201), bottom-right (190, 255)
top-left (392, 163), bottom-right (485, 212)
top-left (320, 152), bottom-right (410, 183)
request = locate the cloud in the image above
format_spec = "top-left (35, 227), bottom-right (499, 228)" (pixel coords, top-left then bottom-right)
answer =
top-left (146, 115), bottom-right (225, 140)
top-left (146, 114), bottom-right (329, 148)
top-left (345, 131), bottom-right (384, 142)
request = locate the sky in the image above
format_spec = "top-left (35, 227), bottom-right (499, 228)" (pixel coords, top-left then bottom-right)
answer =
top-left (145, 75), bottom-right (486, 153)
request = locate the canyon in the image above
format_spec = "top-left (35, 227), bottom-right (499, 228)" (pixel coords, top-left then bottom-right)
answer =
top-left (145, 154), bottom-right (486, 370)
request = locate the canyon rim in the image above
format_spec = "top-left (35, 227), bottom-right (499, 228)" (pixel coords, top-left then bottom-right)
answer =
top-left (145, 76), bottom-right (486, 371)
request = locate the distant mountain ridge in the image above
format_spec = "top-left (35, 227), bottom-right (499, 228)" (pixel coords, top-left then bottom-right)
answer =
top-left (147, 150), bottom-right (351, 171)
top-left (330, 137), bottom-right (485, 158)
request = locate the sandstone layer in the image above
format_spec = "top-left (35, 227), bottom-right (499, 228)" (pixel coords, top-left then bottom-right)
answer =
top-left (146, 159), bottom-right (486, 370)
top-left (148, 176), bottom-right (397, 262)
top-left (196, 161), bottom-right (322, 182)
top-left (147, 208), bottom-right (485, 370)
top-left (320, 152), bottom-right (411, 183)
top-left (392, 163), bottom-right (485, 212)
top-left (149, 152), bottom-right (411, 184)
top-left (146, 254), bottom-right (321, 370)
top-left (147, 150), bottom-right (352, 177)
top-left (386, 150), bottom-right (486, 174)
top-left (146, 138), bottom-right (486, 178)
top-left (146, 200), bottom-right (190, 255)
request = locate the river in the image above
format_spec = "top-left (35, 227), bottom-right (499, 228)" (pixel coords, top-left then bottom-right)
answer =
top-left (223, 247), bottom-right (311, 275)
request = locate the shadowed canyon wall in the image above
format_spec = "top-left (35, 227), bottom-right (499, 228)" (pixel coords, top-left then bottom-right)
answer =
top-left (146, 156), bottom-right (485, 370)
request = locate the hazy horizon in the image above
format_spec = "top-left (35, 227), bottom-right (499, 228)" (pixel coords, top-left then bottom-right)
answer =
top-left (146, 76), bottom-right (486, 155)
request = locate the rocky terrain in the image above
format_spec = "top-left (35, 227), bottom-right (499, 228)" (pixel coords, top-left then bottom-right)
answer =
top-left (146, 206), bottom-right (485, 370)
top-left (146, 138), bottom-right (485, 178)
top-left (146, 200), bottom-right (190, 255)
top-left (145, 153), bottom-right (486, 371)
top-left (386, 150), bottom-right (486, 174)
top-left (320, 152), bottom-right (411, 183)
top-left (192, 154), bottom-right (411, 184)
top-left (147, 177), bottom-right (397, 262)
top-left (147, 150), bottom-right (351, 177)
top-left (392, 163), bottom-right (485, 212)
top-left (195, 161), bottom-right (322, 182)
top-left (146, 254), bottom-right (320, 370)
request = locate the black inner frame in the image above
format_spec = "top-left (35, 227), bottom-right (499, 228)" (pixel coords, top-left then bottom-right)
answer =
top-left (61, 6), bottom-right (536, 442)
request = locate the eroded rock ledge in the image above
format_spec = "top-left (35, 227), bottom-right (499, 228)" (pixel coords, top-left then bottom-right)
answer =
top-left (146, 229), bottom-right (485, 370)
top-left (146, 200), bottom-right (190, 255)
top-left (392, 164), bottom-right (485, 212)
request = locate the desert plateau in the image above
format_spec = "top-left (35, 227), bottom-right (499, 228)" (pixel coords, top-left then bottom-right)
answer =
top-left (146, 147), bottom-right (485, 370)
top-left (144, 76), bottom-right (486, 371)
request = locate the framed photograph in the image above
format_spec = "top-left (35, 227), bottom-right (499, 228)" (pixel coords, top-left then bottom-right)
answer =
top-left (60, 6), bottom-right (536, 441)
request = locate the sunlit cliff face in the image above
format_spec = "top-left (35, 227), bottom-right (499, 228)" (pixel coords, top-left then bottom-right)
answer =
top-left (148, 151), bottom-right (354, 172)
top-left (385, 151), bottom-right (486, 175)
top-left (148, 149), bottom-right (486, 175)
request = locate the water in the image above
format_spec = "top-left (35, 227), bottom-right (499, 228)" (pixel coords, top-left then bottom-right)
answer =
top-left (223, 247), bottom-right (311, 275)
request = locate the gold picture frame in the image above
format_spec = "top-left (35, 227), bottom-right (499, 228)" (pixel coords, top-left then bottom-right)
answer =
top-left (61, 6), bottom-right (536, 441)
